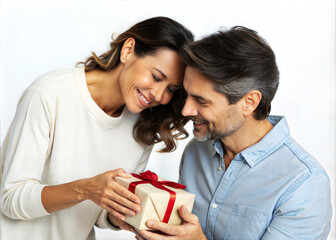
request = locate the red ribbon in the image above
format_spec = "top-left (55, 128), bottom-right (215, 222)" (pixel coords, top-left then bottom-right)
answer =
top-left (128, 170), bottom-right (186, 224)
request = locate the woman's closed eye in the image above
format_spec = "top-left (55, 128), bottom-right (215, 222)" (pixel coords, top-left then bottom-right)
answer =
top-left (152, 73), bottom-right (161, 82)
top-left (167, 87), bottom-right (175, 94)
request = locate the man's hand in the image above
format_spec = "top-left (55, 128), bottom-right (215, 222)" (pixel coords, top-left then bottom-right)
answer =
top-left (136, 205), bottom-right (207, 240)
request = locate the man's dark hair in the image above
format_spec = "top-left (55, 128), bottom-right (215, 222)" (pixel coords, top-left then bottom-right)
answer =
top-left (181, 26), bottom-right (279, 120)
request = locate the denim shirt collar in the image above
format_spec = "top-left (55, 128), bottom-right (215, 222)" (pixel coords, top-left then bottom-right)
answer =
top-left (210, 115), bottom-right (290, 167)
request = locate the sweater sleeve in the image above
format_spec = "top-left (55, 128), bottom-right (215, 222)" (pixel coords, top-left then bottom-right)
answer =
top-left (95, 209), bottom-right (121, 230)
top-left (1, 88), bottom-right (52, 220)
top-left (95, 145), bottom-right (153, 229)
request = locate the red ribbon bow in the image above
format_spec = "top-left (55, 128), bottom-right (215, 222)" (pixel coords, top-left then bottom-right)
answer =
top-left (129, 170), bottom-right (187, 223)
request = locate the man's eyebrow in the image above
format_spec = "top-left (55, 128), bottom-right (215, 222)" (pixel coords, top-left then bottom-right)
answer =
top-left (153, 68), bottom-right (167, 79)
top-left (190, 94), bottom-right (208, 102)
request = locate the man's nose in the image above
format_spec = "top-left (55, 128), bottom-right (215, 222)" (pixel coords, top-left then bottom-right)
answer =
top-left (182, 97), bottom-right (198, 116)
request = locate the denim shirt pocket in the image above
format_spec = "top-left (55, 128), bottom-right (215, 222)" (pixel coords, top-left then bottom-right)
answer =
top-left (224, 205), bottom-right (268, 240)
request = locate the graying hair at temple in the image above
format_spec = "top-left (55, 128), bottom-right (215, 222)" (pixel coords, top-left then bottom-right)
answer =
top-left (180, 26), bottom-right (280, 120)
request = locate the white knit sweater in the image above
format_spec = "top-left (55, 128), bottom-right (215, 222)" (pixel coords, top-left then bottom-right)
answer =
top-left (0, 67), bottom-right (152, 240)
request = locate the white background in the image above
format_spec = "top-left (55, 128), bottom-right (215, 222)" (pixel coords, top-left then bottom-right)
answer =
top-left (0, 0), bottom-right (335, 239)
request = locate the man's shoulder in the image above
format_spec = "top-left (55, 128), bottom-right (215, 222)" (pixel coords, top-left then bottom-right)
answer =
top-left (281, 136), bottom-right (328, 177)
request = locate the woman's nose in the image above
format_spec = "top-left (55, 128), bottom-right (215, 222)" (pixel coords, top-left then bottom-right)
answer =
top-left (150, 86), bottom-right (166, 103)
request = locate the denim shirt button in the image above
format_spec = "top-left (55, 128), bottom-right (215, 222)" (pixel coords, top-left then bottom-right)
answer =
top-left (212, 203), bottom-right (218, 209)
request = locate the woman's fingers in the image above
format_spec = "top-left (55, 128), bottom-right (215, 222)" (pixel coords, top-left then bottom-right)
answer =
top-left (101, 203), bottom-right (126, 220)
top-left (102, 197), bottom-right (137, 216)
top-left (112, 181), bottom-right (141, 204)
top-left (86, 169), bottom-right (142, 218)
top-left (133, 228), bottom-right (147, 240)
top-left (108, 168), bottom-right (132, 178)
top-left (106, 169), bottom-right (141, 205)
top-left (102, 181), bottom-right (140, 213)
top-left (110, 191), bottom-right (141, 213)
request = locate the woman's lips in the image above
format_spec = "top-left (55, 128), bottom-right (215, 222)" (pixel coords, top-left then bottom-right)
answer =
top-left (137, 89), bottom-right (152, 107)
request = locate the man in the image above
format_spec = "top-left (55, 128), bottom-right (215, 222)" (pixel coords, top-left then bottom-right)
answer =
top-left (130, 26), bottom-right (333, 240)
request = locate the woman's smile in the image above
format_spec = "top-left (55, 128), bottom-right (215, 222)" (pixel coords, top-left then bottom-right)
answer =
top-left (137, 89), bottom-right (153, 107)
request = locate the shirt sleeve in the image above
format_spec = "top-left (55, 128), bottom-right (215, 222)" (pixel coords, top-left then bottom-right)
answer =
top-left (0, 88), bottom-right (52, 220)
top-left (261, 173), bottom-right (332, 240)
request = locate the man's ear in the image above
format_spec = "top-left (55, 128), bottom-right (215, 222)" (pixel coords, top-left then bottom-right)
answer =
top-left (120, 38), bottom-right (135, 63)
top-left (242, 90), bottom-right (262, 117)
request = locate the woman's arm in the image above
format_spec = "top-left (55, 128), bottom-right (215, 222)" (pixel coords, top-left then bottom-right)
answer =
top-left (41, 169), bottom-right (141, 219)
top-left (1, 87), bottom-right (140, 220)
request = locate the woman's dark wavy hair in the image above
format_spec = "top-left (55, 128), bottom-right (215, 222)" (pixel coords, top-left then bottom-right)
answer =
top-left (78, 16), bottom-right (194, 152)
top-left (180, 26), bottom-right (279, 120)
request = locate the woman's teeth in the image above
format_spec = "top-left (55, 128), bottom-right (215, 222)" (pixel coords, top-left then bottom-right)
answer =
top-left (138, 90), bottom-right (150, 104)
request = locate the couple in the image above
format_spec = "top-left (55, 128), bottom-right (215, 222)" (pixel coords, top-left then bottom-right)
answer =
top-left (0, 17), bottom-right (332, 240)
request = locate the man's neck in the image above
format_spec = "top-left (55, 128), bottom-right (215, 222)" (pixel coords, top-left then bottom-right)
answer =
top-left (221, 117), bottom-right (273, 169)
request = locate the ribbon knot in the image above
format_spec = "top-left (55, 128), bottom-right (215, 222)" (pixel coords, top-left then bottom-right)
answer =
top-left (128, 170), bottom-right (186, 223)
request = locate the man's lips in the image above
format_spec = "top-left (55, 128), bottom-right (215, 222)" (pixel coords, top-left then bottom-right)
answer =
top-left (137, 89), bottom-right (152, 107)
top-left (191, 118), bottom-right (207, 127)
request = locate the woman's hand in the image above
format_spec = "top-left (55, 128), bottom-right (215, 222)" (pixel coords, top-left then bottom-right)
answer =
top-left (82, 168), bottom-right (141, 220)
top-left (108, 213), bottom-right (135, 232)
top-left (41, 168), bottom-right (140, 220)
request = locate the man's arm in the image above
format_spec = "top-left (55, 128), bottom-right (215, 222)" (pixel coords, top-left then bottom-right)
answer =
top-left (261, 173), bottom-right (332, 240)
top-left (136, 205), bottom-right (207, 240)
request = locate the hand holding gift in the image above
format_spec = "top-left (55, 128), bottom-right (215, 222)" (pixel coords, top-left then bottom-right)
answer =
top-left (81, 168), bottom-right (141, 220)
top-left (114, 170), bottom-right (195, 230)
top-left (135, 205), bottom-right (207, 240)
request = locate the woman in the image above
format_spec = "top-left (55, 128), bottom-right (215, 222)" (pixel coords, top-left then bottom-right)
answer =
top-left (0, 16), bottom-right (193, 239)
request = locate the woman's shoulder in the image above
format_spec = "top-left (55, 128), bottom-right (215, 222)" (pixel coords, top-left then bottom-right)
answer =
top-left (17, 68), bottom-right (80, 108)
top-left (27, 69), bottom-right (76, 93)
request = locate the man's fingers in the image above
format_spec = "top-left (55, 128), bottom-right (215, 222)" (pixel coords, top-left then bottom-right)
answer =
top-left (138, 229), bottom-right (169, 240)
top-left (179, 205), bottom-right (198, 223)
top-left (145, 220), bottom-right (185, 236)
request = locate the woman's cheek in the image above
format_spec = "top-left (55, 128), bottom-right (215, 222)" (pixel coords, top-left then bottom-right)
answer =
top-left (161, 94), bottom-right (173, 105)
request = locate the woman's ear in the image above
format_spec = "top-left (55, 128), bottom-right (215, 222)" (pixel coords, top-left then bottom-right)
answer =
top-left (242, 90), bottom-right (262, 117)
top-left (120, 38), bottom-right (135, 63)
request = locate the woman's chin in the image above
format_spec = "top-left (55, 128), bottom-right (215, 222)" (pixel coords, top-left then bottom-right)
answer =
top-left (126, 103), bottom-right (144, 114)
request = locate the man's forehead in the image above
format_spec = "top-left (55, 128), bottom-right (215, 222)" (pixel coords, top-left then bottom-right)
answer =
top-left (183, 67), bottom-right (214, 93)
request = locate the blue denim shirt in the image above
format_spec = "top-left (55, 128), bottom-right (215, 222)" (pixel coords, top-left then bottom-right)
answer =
top-left (179, 116), bottom-right (332, 240)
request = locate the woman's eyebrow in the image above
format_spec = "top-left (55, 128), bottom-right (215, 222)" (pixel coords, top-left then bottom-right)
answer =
top-left (153, 68), bottom-right (167, 79)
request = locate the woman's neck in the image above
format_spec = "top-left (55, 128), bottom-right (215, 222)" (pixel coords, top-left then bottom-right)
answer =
top-left (85, 64), bottom-right (125, 117)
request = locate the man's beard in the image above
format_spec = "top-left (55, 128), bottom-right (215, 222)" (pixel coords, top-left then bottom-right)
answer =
top-left (192, 117), bottom-right (243, 142)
